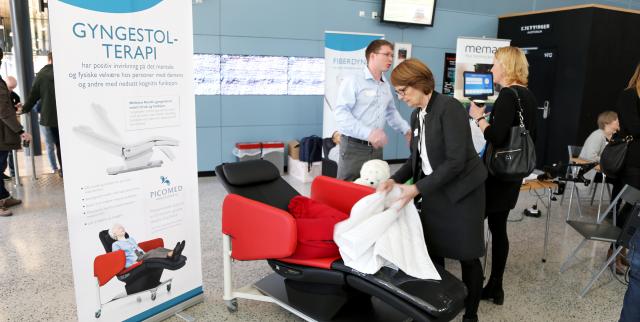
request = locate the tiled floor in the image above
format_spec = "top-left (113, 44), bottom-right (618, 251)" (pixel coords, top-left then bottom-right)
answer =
top-left (0, 164), bottom-right (628, 322)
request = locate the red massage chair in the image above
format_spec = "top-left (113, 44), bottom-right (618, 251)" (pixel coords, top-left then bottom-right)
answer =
top-left (92, 230), bottom-right (187, 318)
top-left (217, 159), bottom-right (467, 321)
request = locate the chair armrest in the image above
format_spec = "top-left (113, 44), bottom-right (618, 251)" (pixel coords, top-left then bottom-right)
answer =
top-left (310, 176), bottom-right (374, 214)
top-left (222, 194), bottom-right (297, 260)
top-left (94, 250), bottom-right (126, 286)
top-left (139, 238), bottom-right (164, 252)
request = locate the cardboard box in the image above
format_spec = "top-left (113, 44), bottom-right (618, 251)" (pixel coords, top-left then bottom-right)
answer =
top-left (288, 140), bottom-right (300, 160)
top-left (288, 156), bottom-right (321, 183)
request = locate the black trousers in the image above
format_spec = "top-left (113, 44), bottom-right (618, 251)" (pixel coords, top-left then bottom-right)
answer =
top-left (485, 210), bottom-right (510, 285)
top-left (431, 255), bottom-right (483, 319)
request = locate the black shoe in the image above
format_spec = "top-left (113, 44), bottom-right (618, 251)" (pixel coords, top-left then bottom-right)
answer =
top-left (171, 242), bottom-right (181, 260)
top-left (2, 174), bottom-right (11, 180)
top-left (481, 279), bottom-right (504, 305)
top-left (462, 315), bottom-right (478, 322)
top-left (173, 240), bottom-right (185, 260)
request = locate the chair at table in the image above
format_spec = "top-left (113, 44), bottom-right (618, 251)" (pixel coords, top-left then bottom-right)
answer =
top-left (560, 184), bottom-right (640, 297)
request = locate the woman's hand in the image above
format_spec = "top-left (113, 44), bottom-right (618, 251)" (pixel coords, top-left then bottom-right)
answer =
top-left (377, 179), bottom-right (395, 193)
top-left (469, 101), bottom-right (486, 120)
top-left (395, 184), bottom-right (419, 208)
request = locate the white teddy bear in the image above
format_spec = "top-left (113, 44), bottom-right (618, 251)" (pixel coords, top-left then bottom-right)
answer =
top-left (354, 159), bottom-right (391, 188)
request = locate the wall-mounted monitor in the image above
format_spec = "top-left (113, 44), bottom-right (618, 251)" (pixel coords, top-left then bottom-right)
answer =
top-left (463, 71), bottom-right (494, 99)
top-left (380, 0), bottom-right (437, 27)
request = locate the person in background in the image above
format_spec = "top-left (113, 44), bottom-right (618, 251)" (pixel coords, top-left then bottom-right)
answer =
top-left (2, 76), bottom-right (20, 179)
top-left (0, 47), bottom-right (32, 216)
top-left (615, 62), bottom-right (640, 192)
top-left (35, 101), bottom-right (59, 175)
top-left (19, 51), bottom-right (62, 177)
top-left (469, 46), bottom-right (537, 306)
top-left (379, 58), bottom-right (486, 322)
top-left (578, 110), bottom-right (619, 162)
top-left (334, 39), bottom-right (411, 181)
top-left (619, 229), bottom-right (640, 322)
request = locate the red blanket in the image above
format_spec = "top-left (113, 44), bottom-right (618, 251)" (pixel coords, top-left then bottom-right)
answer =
top-left (287, 195), bottom-right (348, 259)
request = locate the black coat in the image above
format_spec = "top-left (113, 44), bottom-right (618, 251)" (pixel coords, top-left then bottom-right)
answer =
top-left (0, 76), bottom-right (23, 151)
top-left (616, 88), bottom-right (640, 168)
top-left (391, 92), bottom-right (487, 260)
top-left (483, 86), bottom-right (537, 213)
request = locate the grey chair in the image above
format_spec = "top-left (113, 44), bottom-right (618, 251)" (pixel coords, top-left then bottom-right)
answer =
top-left (561, 145), bottom-right (586, 220)
top-left (560, 184), bottom-right (640, 297)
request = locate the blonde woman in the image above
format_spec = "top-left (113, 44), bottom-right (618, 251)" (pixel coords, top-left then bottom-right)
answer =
top-left (468, 46), bottom-right (537, 305)
top-left (618, 61), bottom-right (640, 322)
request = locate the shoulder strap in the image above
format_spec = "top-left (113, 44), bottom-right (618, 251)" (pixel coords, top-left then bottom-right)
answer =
top-left (508, 86), bottom-right (525, 128)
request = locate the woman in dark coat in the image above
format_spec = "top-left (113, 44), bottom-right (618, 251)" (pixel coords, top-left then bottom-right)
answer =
top-left (615, 62), bottom-right (640, 192)
top-left (378, 58), bottom-right (487, 322)
top-left (469, 46), bottom-right (537, 305)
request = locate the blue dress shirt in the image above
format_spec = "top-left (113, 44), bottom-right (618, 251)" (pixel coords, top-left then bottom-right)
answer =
top-left (334, 66), bottom-right (410, 141)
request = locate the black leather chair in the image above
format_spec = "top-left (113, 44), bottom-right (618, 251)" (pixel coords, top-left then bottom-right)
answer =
top-left (217, 159), bottom-right (467, 321)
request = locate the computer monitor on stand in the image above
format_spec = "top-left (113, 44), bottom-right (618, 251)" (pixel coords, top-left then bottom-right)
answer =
top-left (463, 71), bottom-right (494, 106)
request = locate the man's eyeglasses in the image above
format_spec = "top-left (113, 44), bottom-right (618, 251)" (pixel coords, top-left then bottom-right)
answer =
top-left (395, 86), bottom-right (408, 97)
top-left (375, 52), bottom-right (394, 59)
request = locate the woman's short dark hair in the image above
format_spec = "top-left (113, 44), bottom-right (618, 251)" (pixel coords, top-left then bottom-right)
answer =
top-left (390, 58), bottom-right (435, 95)
top-left (365, 39), bottom-right (393, 63)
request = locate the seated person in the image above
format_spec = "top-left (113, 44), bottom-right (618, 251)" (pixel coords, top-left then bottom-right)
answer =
top-left (578, 110), bottom-right (619, 162)
top-left (109, 223), bottom-right (185, 268)
top-left (327, 131), bottom-right (341, 163)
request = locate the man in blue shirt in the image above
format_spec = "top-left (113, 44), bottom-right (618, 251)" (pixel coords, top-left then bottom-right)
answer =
top-left (334, 39), bottom-right (410, 181)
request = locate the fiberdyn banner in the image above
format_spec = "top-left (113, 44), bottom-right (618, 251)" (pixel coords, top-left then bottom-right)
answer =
top-left (453, 37), bottom-right (511, 101)
top-left (48, 1), bottom-right (203, 321)
top-left (323, 31), bottom-right (384, 137)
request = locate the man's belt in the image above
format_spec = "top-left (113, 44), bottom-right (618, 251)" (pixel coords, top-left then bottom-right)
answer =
top-left (343, 135), bottom-right (372, 146)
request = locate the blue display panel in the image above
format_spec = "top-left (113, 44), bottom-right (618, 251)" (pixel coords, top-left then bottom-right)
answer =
top-left (463, 72), bottom-right (494, 97)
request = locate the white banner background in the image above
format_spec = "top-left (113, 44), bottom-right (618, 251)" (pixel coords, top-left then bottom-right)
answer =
top-left (48, 1), bottom-right (203, 321)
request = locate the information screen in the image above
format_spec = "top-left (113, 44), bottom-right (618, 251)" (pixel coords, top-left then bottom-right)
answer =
top-left (463, 72), bottom-right (494, 97)
top-left (287, 57), bottom-right (324, 95)
top-left (193, 54), bottom-right (221, 95)
top-left (221, 55), bottom-right (288, 95)
top-left (381, 0), bottom-right (436, 26)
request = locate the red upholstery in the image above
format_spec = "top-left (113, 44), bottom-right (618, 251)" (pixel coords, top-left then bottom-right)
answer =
top-left (310, 176), bottom-right (374, 214)
top-left (287, 196), bottom-right (348, 259)
top-left (94, 250), bottom-right (126, 286)
top-left (139, 238), bottom-right (164, 252)
top-left (118, 261), bottom-right (143, 275)
top-left (277, 255), bottom-right (341, 270)
top-left (222, 194), bottom-right (297, 260)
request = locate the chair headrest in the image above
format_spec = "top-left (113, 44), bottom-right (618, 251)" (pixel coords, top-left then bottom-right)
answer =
top-left (222, 160), bottom-right (280, 186)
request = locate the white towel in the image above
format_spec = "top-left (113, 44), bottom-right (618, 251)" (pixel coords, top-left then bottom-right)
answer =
top-left (334, 187), bottom-right (441, 280)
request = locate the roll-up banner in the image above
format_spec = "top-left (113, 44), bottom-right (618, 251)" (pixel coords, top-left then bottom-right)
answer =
top-left (323, 31), bottom-right (384, 137)
top-left (48, 1), bottom-right (203, 321)
top-left (453, 37), bottom-right (511, 101)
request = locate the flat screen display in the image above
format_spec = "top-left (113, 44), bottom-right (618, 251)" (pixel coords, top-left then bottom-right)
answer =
top-left (287, 57), bottom-right (324, 95)
top-left (220, 55), bottom-right (288, 95)
top-left (193, 54), bottom-right (221, 95)
top-left (381, 0), bottom-right (437, 26)
top-left (463, 72), bottom-right (494, 98)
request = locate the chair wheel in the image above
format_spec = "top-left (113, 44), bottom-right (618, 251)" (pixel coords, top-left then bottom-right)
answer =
top-left (95, 310), bottom-right (101, 318)
top-left (151, 293), bottom-right (157, 301)
top-left (225, 299), bottom-right (238, 313)
top-left (167, 284), bottom-right (172, 292)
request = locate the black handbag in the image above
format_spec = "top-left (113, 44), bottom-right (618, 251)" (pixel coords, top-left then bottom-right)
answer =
top-left (600, 135), bottom-right (634, 178)
top-left (483, 87), bottom-right (537, 180)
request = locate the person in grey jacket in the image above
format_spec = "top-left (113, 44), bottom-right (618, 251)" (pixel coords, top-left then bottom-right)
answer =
top-left (378, 58), bottom-right (486, 322)
top-left (19, 51), bottom-right (61, 176)
top-left (0, 47), bottom-right (32, 216)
